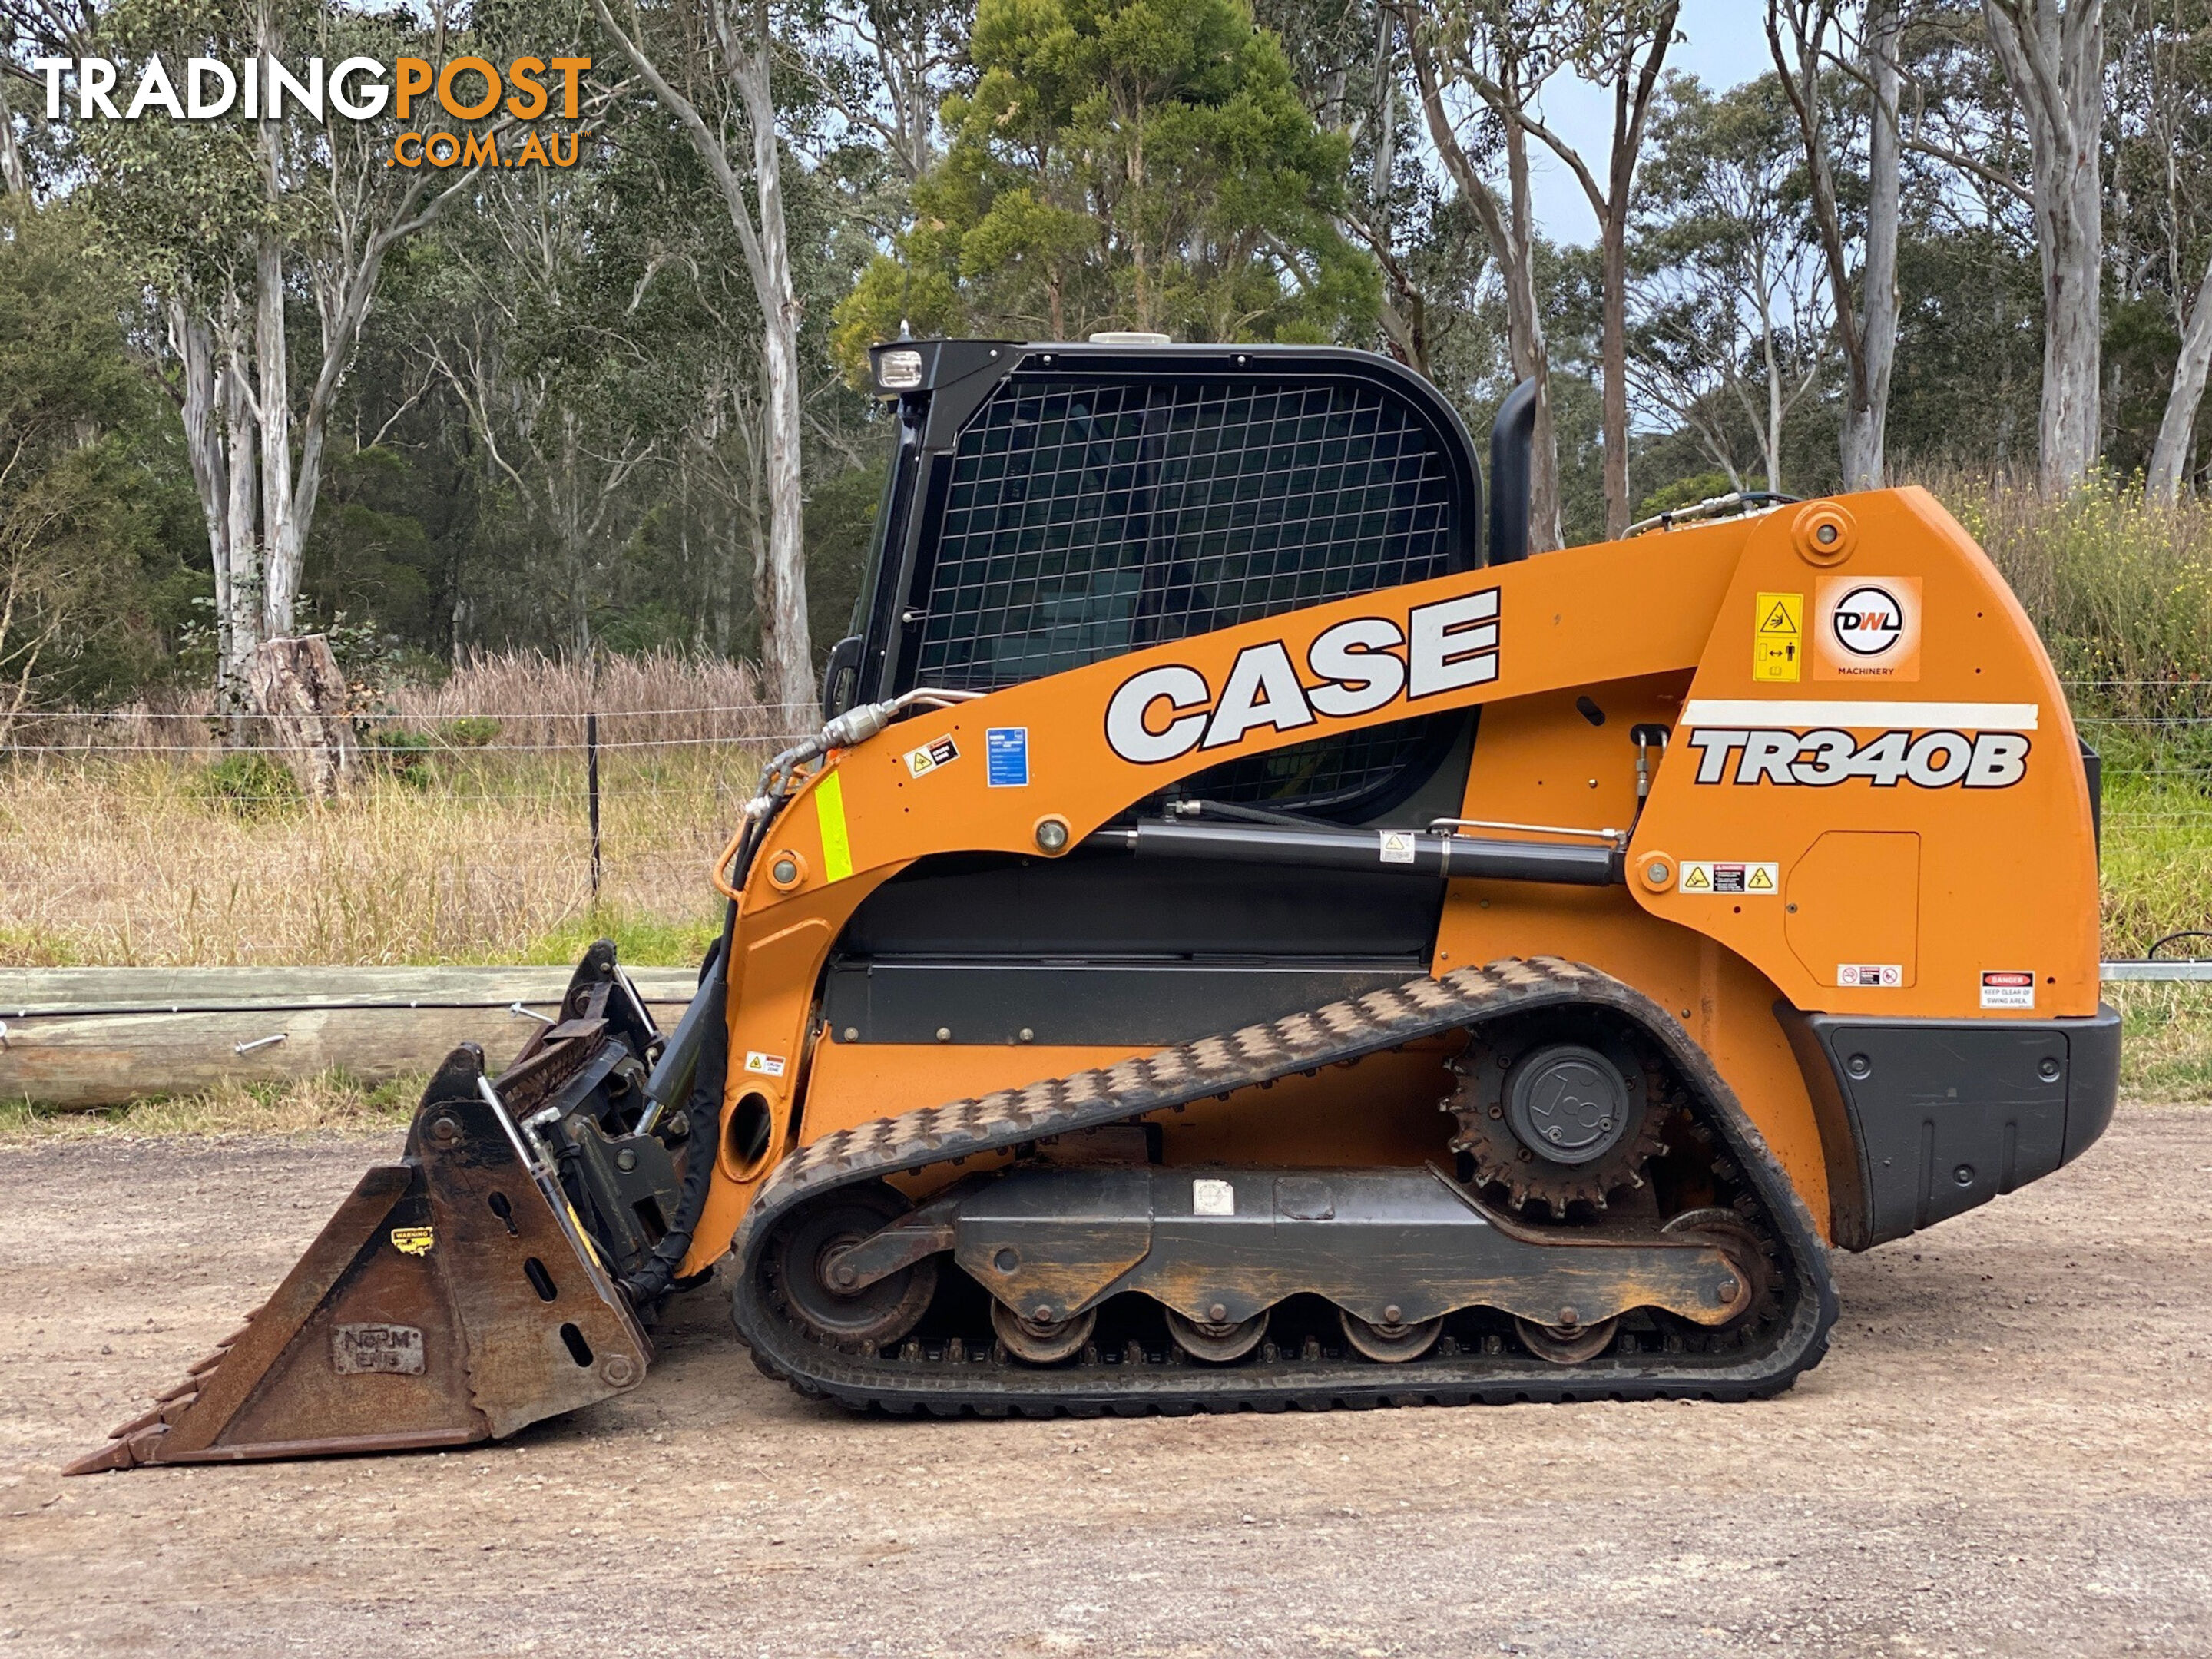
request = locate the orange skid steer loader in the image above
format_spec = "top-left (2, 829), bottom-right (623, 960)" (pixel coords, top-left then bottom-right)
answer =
top-left (72, 339), bottom-right (2114, 1469)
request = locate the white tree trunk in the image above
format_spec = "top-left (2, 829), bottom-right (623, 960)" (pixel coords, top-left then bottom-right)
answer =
top-left (1985, 0), bottom-right (2106, 494)
top-left (254, 231), bottom-right (300, 637)
top-left (1522, 3), bottom-right (1679, 538)
top-left (592, 0), bottom-right (814, 707)
top-left (1842, 0), bottom-right (1902, 490)
top-left (220, 323), bottom-right (264, 699)
top-left (0, 70), bottom-right (27, 198)
top-left (169, 301), bottom-right (234, 688)
top-left (1501, 117), bottom-right (1563, 552)
top-left (736, 32), bottom-right (815, 711)
top-left (1760, 279), bottom-right (1786, 492)
top-left (164, 2), bottom-right (464, 716)
top-left (1407, 47), bottom-right (1561, 552)
top-left (2147, 251), bottom-right (2212, 502)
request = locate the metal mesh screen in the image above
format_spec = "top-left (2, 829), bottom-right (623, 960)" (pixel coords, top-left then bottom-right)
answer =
top-left (909, 374), bottom-right (1467, 813)
top-left (913, 377), bottom-right (1462, 688)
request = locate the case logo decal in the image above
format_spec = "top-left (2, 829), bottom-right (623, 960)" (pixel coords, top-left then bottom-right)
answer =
top-left (1103, 591), bottom-right (1500, 765)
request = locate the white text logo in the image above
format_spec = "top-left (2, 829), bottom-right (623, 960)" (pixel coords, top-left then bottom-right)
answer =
top-left (1103, 590), bottom-right (1499, 765)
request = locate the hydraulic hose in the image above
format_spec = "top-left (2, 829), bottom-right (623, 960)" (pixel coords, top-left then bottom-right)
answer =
top-left (618, 916), bottom-right (731, 1306)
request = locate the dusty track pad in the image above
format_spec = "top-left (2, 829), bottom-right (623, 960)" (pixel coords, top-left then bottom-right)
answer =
top-left (68, 1045), bottom-right (650, 1472)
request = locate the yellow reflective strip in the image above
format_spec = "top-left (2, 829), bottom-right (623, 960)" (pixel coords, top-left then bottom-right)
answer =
top-left (814, 770), bottom-right (854, 882)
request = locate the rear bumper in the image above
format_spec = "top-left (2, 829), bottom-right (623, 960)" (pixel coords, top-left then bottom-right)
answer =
top-left (1779, 1002), bottom-right (2121, 1250)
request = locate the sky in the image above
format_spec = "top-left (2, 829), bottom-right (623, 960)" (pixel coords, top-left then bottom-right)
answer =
top-left (1521, 0), bottom-right (1775, 246)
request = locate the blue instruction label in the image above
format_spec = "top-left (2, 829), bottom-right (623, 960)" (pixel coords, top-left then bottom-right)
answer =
top-left (985, 727), bottom-right (1030, 787)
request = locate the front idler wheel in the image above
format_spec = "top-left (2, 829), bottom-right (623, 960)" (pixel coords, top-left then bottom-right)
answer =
top-left (1339, 1308), bottom-right (1443, 1363)
top-left (763, 1184), bottom-right (937, 1349)
top-left (1661, 1205), bottom-right (1776, 1346)
top-left (1165, 1306), bottom-right (1269, 1363)
top-left (990, 1300), bottom-right (1096, 1365)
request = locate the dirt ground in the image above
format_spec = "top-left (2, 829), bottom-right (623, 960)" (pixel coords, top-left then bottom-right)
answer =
top-left (1, 1109), bottom-right (2208, 1659)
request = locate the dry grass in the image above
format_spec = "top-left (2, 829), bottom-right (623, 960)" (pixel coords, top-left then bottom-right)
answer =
top-left (0, 757), bottom-right (740, 966)
top-left (0, 654), bottom-right (769, 967)
top-left (0, 1068), bottom-right (422, 1141)
top-left (3, 647), bottom-right (814, 753)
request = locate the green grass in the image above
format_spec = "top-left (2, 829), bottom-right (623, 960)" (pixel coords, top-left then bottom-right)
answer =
top-left (2098, 773), bottom-right (2212, 959)
top-left (2108, 982), bottom-right (2212, 1102)
top-left (0, 924), bottom-right (82, 967)
top-left (504, 907), bottom-right (722, 969)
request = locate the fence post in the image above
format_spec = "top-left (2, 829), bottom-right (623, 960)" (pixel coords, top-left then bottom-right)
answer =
top-left (587, 710), bottom-right (602, 902)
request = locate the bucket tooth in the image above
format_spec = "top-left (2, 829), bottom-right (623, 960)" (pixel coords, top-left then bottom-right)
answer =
top-left (67, 1042), bottom-right (651, 1473)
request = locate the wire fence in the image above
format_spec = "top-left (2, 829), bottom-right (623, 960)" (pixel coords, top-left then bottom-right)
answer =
top-left (4, 672), bottom-right (2212, 969)
top-left (7, 679), bottom-right (2212, 794)
top-left (4, 675), bottom-right (2211, 899)
top-left (0, 692), bottom-right (787, 953)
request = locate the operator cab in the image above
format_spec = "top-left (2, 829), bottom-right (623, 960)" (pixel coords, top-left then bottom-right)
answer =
top-left (820, 338), bottom-right (1503, 1047)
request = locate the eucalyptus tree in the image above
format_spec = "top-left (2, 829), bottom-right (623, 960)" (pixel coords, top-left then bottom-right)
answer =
top-left (1400, 0), bottom-right (1568, 548)
top-left (1901, 0), bottom-right (2105, 491)
top-left (1983, 0), bottom-right (2106, 492)
top-left (1630, 72), bottom-right (1831, 494)
top-left (590, 0), bottom-right (816, 710)
top-left (61, 0), bottom-right (509, 709)
top-left (1407, 0), bottom-right (1676, 537)
top-left (1767, 0), bottom-right (1902, 490)
top-left (2114, 0), bottom-right (2212, 501)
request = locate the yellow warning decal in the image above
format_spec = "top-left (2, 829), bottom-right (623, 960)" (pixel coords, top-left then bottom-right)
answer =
top-left (389, 1225), bottom-right (435, 1256)
top-left (814, 770), bottom-right (855, 883)
top-left (1753, 591), bottom-right (1803, 684)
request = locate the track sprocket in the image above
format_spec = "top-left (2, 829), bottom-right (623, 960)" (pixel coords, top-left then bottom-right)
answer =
top-left (1445, 1017), bottom-right (1673, 1217)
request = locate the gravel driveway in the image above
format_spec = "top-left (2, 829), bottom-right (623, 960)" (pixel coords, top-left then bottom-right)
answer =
top-left (1, 1107), bottom-right (2207, 1657)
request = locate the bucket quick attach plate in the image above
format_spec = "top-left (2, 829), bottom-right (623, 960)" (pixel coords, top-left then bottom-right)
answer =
top-left (68, 1043), bottom-right (651, 1472)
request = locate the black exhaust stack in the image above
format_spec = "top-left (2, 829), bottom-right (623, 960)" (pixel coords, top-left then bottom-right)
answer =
top-left (1486, 378), bottom-right (1538, 564)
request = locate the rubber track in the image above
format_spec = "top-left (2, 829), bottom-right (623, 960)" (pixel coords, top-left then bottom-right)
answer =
top-left (730, 957), bottom-right (1839, 1415)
